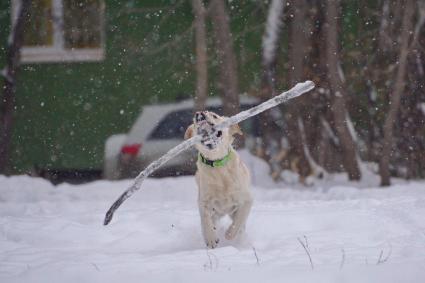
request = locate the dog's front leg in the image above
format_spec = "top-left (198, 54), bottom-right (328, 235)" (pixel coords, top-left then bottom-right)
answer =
top-left (199, 202), bottom-right (219, 249)
top-left (225, 198), bottom-right (253, 240)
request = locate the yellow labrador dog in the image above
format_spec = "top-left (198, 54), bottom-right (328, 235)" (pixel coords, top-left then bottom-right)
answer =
top-left (185, 111), bottom-right (253, 249)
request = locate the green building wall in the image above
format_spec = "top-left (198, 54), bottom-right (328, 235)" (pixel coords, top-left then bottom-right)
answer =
top-left (0, 0), bottom-right (265, 174)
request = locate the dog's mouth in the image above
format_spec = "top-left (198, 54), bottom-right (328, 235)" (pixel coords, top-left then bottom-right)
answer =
top-left (194, 111), bottom-right (223, 150)
top-left (194, 111), bottom-right (213, 128)
top-left (195, 111), bottom-right (208, 123)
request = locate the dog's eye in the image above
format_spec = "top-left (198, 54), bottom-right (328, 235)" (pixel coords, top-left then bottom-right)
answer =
top-left (213, 114), bottom-right (218, 119)
top-left (216, 131), bottom-right (222, 137)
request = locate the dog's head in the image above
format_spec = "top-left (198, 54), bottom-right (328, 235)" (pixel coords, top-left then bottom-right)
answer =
top-left (184, 111), bottom-right (242, 158)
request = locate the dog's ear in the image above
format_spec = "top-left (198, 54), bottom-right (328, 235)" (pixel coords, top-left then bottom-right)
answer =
top-left (184, 124), bottom-right (195, 140)
top-left (230, 124), bottom-right (243, 136)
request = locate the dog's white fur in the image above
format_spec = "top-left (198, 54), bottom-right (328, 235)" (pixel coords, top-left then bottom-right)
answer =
top-left (185, 111), bottom-right (253, 249)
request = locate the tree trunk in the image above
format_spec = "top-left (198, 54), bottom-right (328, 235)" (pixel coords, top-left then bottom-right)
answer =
top-left (379, 0), bottom-right (415, 186)
top-left (287, 0), bottom-right (312, 181)
top-left (258, 0), bottom-right (286, 179)
top-left (325, 0), bottom-right (361, 180)
top-left (210, 0), bottom-right (239, 116)
top-left (192, 0), bottom-right (208, 111)
top-left (0, 0), bottom-right (31, 173)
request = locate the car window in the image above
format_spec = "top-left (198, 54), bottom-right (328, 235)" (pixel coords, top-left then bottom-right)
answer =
top-left (148, 104), bottom-right (261, 140)
top-left (149, 109), bottom-right (194, 140)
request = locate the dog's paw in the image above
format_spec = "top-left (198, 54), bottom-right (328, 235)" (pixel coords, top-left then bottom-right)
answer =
top-left (205, 237), bottom-right (220, 249)
top-left (225, 225), bottom-right (238, 240)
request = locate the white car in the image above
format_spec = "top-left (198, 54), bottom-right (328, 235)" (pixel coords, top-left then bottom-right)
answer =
top-left (103, 97), bottom-right (262, 179)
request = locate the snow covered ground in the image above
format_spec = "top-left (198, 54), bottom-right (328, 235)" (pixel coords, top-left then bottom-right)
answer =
top-left (1, 152), bottom-right (425, 283)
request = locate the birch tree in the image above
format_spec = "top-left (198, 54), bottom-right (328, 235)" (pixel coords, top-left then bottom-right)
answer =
top-left (261, 0), bottom-right (286, 97)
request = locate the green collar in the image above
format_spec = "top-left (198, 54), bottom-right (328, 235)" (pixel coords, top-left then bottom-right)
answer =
top-left (198, 150), bottom-right (232, 168)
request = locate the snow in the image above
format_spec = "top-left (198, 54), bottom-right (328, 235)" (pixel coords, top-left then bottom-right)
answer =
top-left (1, 152), bottom-right (425, 283)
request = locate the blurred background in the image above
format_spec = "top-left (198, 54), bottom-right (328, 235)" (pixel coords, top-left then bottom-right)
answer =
top-left (1, 0), bottom-right (424, 186)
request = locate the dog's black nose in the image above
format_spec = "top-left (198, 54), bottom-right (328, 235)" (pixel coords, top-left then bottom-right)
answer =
top-left (195, 111), bottom-right (206, 122)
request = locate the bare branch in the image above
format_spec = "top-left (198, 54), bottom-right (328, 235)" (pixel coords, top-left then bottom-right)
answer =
top-left (339, 248), bottom-right (345, 270)
top-left (297, 236), bottom-right (314, 270)
top-left (376, 250), bottom-right (384, 264)
top-left (204, 248), bottom-right (213, 271)
top-left (204, 249), bottom-right (219, 271)
top-left (376, 244), bottom-right (392, 265)
top-left (91, 263), bottom-right (100, 272)
top-left (252, 246), bottom-right (260, 266)
top-left (303, 235), bottom-right (309, 250)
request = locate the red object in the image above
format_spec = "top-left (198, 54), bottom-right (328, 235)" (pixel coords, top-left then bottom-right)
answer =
top-left (121, 143), bottom-right (142, 156)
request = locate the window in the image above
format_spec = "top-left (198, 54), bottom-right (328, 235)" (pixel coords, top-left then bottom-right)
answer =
top-left (149, 110), bottom-right (194, 140)
top-left (148, 105), bottom-right (261, 141)
top-left (12, 0), bottom-right (105, 63)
